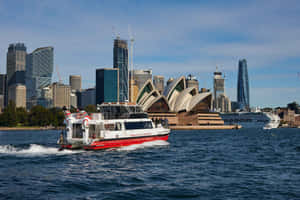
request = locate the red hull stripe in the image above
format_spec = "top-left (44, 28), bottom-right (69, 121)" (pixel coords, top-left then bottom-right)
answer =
top-left (84, 134), bottom-right (169, 150)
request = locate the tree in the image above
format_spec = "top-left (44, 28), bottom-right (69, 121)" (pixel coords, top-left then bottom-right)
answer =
top-left (16, 107), bottom-right (28, 126)
top-left (84, 104), bottom-right (96, 114)
top-left (28, 105), bottom-right (49, 126)
top-left (0, 101), bottom-right (17, 127)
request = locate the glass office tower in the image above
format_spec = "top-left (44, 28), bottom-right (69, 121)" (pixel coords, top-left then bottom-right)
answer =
top-left (26, 47), bottom-right (54, 103)
top-left (113, 36), bottom-right (128, 102)
top-left (96, 68), bottom-right (119, 105)
top-left (237, 59), bottom-right (250, 111)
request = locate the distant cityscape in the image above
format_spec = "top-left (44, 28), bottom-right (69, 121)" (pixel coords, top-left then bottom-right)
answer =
top-left (0, 36), bottom-right (299, 127)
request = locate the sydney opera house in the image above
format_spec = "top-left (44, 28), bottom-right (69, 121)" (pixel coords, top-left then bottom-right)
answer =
top-left (136, 76), bottom-right (225, 127)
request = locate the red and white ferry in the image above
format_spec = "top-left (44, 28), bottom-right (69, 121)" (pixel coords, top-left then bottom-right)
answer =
top-left (58, 103), bottom-right (170, 150)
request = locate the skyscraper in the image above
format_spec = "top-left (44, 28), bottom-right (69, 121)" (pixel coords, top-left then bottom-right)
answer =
top-left (6, 43), bottom-right (27, 86)
top-left (237, 59), bottom-right (250, 111)
top-left (6, 43), bottom-right (27, 107)
top-left (113, 36), bottom-right (128, 102)
top-left (26, 47), bottom-right (54, 104)
top-left (69, 75), bottom-right (82, 91)
top-left (153, 75), bottom-right (164, 94)
top-left (213, 67), bottom-right (225, 111)
top-left (130, 69), bottom-right (152, 90)
top-left (96, 68), bottom-right (119, 105)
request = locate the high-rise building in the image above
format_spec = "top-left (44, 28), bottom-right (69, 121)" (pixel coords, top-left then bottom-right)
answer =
top-left (186, 74), bottom-right (199, 91)
top-left (79, 88), bottom-right (96, 108)
top-left (213, 67), bottom-right (224, 110)
top-left (6, 43), bottom-right (27, 107)
top-left (113, 37), bottom-right (128, 102)
top-left (51, 82), bottom-right (71, 109)
top-left (96, 68), bottom-right (119, 105)
top-left (213, 68), bottom-right (231, 112)
top-left (6, 43), bottom-right (27, 86)
top-left (237, 59), bottom-right (250, 111)
top-left (26, 47), bottom-right (54, 107)
top-left (129, 79), bottom-right (139, 103)
top-left (8, 84), bottom-right (26, 108)
top-left (0, 74), bottom-right (5, 111)
top-left (153, 75), bottom-right (164, 94)
top-left (167, 78), bottom-right (174, 87)
top-left (69, 75), bottom-right (82, 91)
top-left (130, 69), bottom-right (152, 90)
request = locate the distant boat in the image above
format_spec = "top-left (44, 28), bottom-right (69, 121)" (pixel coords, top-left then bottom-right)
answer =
top-left (220, 111), bottom-right (280, 129)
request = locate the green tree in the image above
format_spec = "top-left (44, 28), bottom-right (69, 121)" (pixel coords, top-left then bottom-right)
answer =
top-left (1, 101), bottom-right (17, 127)
top-left (84, 104), bottom-right (96, 114)
top-left (16, 107), bottom-right (28, 126)
top-left (28, 105), bottom-right (49, 126)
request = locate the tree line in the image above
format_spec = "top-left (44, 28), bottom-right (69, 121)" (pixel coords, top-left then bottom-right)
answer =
top-left (0, 101), bottom-right (97, 127)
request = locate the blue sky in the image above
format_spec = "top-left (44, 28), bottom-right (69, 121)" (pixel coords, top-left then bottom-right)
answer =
top-left (0, 0), bottom-right (300, 107)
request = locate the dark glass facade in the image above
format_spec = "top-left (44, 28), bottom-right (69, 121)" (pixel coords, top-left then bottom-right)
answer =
top-left (96, 68), bottom-right (119, 105)
top-left (237, 59), bottom-right (250, 111)
top-left (113, 37), bottom-right (128, 102)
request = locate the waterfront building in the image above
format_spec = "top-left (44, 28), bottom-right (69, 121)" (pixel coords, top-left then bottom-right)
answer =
top-left (6, 43), bottom-right (27, 107)
top-left (136, 78), bottom-right (224, 126)
top-left (69, 75), bottom-right (81, 91)
top-left (129, 79), bottom-right (139, 103)
top-left (113, 37), bottom-right (128, 102)
top-left (130, 69), bottom-right (152, 90)
top-left (52, 82), bottom-right (71, 109)
top-left (6, 43), bottom-right (26, 87)
top-left (186, 74), bottom-right (199, 91)
top-left (8, 84), bottom-right (26, 108)
top-left (26, 47), bottom-right (54, 108)
top-left (237, 59), bottom-right (250, 111)
top-left (80, 88), bottom-right (96, 108)
top-left (70, 92), bottom-right (77, 109)
top-left (166, 78), bottom-right (174, 87)
top-left (96, 68), bottom-right (119, 105)
top-left (153, 75), bottom-right (164, 94)
top-left (0, 74), bottom-right (7, 107)
top-left (38, 86), bottom-right (53, 108)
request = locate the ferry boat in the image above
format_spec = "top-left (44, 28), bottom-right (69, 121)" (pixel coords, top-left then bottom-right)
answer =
top-left (220, 111), bottom-right (280, 129)
top-left (58, 103), bottom-right (170, 150)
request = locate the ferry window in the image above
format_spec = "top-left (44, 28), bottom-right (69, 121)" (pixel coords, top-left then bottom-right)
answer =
top-left (72, 124), bottom-right (83, 138)
top-left (124, 121), bottom-right (153, 130)
top-left (115, 122), bottom-right (122, 131)
top-left (89, 124), bottom-right (96, 138)
top-left (104, 123), bottom-right (115, 131)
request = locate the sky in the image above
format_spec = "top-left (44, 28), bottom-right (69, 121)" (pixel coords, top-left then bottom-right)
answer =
top-left (0, 0), bottom-right (300, 107)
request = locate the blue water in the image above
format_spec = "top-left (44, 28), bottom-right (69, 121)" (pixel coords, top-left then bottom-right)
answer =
top-left (0, 129), bottom-right (299, 200)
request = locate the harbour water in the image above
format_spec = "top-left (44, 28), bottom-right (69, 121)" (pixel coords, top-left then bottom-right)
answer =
top-left (0, 129), bottom-right (299, 199)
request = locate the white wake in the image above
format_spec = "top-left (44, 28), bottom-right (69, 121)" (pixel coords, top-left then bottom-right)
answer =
top-left (0, 144), bottom-right (82, 156)
top-left (117, 140), bottom-right (169, 151)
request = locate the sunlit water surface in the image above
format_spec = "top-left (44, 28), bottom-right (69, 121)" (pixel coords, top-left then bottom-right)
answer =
top-left (0, 128), bottom-right (299, 200)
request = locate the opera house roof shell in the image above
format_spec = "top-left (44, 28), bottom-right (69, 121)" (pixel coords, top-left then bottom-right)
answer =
top-left (137, 77), bottom-right (212, 113)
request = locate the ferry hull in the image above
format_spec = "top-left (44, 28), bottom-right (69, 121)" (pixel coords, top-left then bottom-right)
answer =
top-left (60, 134), bottom-right (169, 150)
top-left (84, 134), bottom-right (169, 150)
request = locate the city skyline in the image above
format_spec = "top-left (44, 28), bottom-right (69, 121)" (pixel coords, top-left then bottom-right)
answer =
top-left (0, 0), bottom-right (300, 107)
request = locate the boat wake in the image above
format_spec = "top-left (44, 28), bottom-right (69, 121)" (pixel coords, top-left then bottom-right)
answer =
top-left (0, 144), bottom-right (83, 156)
top-left (117, 140), bottom-right (169, 151)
